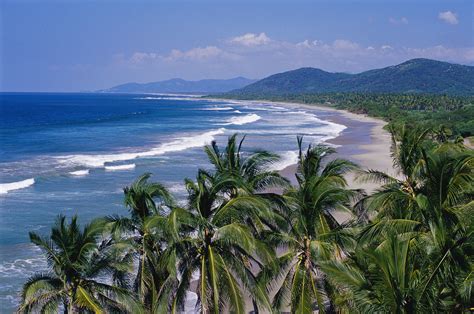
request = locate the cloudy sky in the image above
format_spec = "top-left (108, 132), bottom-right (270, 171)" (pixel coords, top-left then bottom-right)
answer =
top-left (1, 0), bottom-right (473, 92)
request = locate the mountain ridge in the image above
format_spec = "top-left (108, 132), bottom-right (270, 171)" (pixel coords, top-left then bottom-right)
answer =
top-left (100, 77), bottom-right (256, 94)
top-left (225, 59), bottom-right (474, 96)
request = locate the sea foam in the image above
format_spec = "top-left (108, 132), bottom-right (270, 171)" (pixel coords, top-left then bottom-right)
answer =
top-left (105, 164), bottom-right (136, 171)
top-left (223, 113), bottom-right (261, 125)
top-left (203, 106), bottom-right (234, 111)
top-left (0, 178), bottom-right (35, 195)
top-left (69, 170), bottom-right (90, 176)
top-left (56, 128), bottom-right (226, 168)
top-left (269, 151), bottom-right (299, 171)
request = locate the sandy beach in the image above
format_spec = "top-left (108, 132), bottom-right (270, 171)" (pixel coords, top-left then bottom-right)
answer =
top-left (242, 100), bottom-right (397, 226)
top-left (224, 99), bottom-right (396, 187)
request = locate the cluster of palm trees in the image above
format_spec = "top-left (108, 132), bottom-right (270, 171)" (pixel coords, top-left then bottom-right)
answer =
top-left (19, 128), bottom-right (473, 313)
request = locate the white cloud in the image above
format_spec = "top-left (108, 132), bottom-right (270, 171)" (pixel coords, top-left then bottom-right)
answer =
top-left (118, 32), bottom-right (474, 80)
top-left (130, 52), bottom-right (159, 63)
top-left (128, 46), bottom-right (239, 65)
top-left (332, 39), bottom-right (359, 50)
top-left (229, 32), bottom-right (271, 46)
top-left (296, 39), bottom-right (312, 48)
top-left (438, 11), bottom-right (458, 25)
top-left (167, 46), bottom-right (226, 61)
top-left (389, 17), bottom-right (408, 25)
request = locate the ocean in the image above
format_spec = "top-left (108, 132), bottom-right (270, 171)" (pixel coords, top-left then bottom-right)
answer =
top-left (0, 92), bottom-right (346, 311)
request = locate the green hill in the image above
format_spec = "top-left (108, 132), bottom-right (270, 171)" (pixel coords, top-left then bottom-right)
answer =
top-left (227, 59), bottom-right (474, 96)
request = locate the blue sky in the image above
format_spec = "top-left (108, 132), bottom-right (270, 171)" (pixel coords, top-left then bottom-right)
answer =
top-left (1, 0), bottom-right (473, 92)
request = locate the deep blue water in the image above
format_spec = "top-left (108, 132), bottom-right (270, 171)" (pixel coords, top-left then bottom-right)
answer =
top-left (0, 92), bottom-right (345, 311)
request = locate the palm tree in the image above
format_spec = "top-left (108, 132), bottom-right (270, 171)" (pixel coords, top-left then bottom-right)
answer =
top-left (321, 232), bottom-right (422, 313)
top-left (107, 173), bottom-right (175, 312)
top-left (204, 133), bottom-right (289, 197)
top-left (354, 126), bottom-right (474, 311)
top-left (414, 143), bottom-right (474, 310)
top-left (262, 138), bottom-right (359, 313)
top-left (358, 125), bottom-right (432, 221)
top-left (205, 134), bottom-right (289, 313)
top-left (164, 170), bottom-right (274, 313)
top-left (19, 215), bottom-right (139, 313)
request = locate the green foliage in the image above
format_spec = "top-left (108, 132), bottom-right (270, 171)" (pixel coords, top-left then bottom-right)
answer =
top-left (19, 131), bottom-right (474, 313)
top-left (19, 215), bottom-right (141, 313)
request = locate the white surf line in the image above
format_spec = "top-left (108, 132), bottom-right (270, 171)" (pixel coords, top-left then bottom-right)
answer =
top-left (0, 178), bottom-right (35, 195)
top-left (56, 128), bottom-right (226, 168)
top-left (104, 164), bottom-right (136, 171)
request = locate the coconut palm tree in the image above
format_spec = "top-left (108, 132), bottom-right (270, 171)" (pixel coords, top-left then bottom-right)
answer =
top-left (357, 125), bottom-right (432, 221)
top-left (262, 138), bottom-right (360, 313)
top-left (205, 134), bottom-right (289, 313)
top-left (352, 128), bottom-right (474, 312)
top-left (19, 215), bottom-right (140, 313)
top-left (321, 232), bottom-right (423, 313)
top-left (164, 170), bottom-right (274, 313)
top-left (106, 173), bottom-right (175, 312)
top-left (204, 133), bottom-right (289, 197)
top-left (414, 144), bottom-right (474, 310)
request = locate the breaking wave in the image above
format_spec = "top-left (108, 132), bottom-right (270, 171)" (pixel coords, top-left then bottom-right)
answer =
top-left (105, 164), bottom-right (136, 171)
top-left (222, 113), bottom-right (261, 125)
top-left (56, 128), bottom-right (226, 168)
top-left (0, 178), bottom-right (35, 195)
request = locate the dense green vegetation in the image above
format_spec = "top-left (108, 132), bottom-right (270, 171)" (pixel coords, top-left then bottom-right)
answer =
top-left (229, 59), bottom-right (474, 95)
top-left (217, 93), bottom-right (474, 137)
top-left (19, 130), bottom-right (473, 313)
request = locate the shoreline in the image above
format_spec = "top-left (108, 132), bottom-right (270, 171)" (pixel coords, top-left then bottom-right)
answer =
top-left (222, 99), bottom-right (397, 312)
top-left (209, 98), bottom-right (395, 186)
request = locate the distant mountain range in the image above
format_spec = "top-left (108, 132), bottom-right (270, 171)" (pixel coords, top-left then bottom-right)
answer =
top-left (226, 59), bottom-right (474, 96)
top-left (100, 77), bottom-right (256, 94)
top-left (101, 59), bottom-right (473, 96)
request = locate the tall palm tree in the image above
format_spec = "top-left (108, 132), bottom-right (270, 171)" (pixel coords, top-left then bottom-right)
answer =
top-left (19, 215), bottom-right (140, 313)
top-left (107, 173), bottom-right (175, 312)
top-left (262, 138), bottom-right (359, 313)
top-left (205, 134), bottom-right (289, 313)
top-left (204, 133), bottom-right (289, 197)
top-left (164, 170), bottom-right (274, 313)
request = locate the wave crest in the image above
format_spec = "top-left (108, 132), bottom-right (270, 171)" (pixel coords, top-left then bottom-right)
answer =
top-left (105, 164), bottom-right (136, 171)
top-left (57, 128), bottom-right (226, 168)
top-left (69, 170), bottom-right (90, 176)
top-left (223, 113), bottom-right (261, 125)
top-left (0, 178), bottom-right (35, 195)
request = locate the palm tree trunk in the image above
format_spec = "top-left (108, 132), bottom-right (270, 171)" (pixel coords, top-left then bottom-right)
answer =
top-left (252, 298), bottom-right (259, 314)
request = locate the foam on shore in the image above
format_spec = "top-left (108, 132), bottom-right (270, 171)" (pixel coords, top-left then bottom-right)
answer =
top-left (269, 151), bottom-right (299, 171)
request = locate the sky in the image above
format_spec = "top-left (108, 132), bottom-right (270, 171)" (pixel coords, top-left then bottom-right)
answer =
top-left (1, 0), bottom-right (473, 92)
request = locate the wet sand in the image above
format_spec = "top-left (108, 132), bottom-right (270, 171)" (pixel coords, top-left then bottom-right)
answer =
top-left (265, 101), bottom-right (396, 186)
top-left (262, 100), bottom-right (397, 225)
